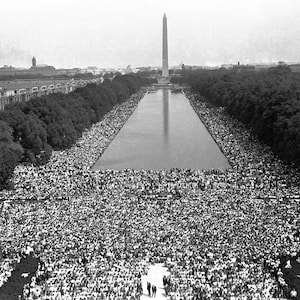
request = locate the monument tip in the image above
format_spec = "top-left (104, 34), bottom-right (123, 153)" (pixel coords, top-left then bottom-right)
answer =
top-left (163, 13), bottom-right (166, 18)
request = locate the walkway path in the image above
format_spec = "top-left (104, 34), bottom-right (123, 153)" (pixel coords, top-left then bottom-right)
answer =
top-left (141, 263), bottom-right (170, 300)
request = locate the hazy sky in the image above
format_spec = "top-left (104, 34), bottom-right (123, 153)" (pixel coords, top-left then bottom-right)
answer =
top-left (1, 0), bottom-right (300, 68)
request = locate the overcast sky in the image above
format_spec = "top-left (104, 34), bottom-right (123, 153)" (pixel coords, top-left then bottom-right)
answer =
top-left (1, 0), bottom-right (300, 68)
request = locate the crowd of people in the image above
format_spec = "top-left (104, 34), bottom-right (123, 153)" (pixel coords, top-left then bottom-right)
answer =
top-left (0, 89), bottom-right (147, 202)
top-left (0, 88), bottom-right (299, 299)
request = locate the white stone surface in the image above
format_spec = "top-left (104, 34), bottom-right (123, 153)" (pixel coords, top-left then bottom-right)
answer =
top-left (141, 263), bottom-right (170, 300)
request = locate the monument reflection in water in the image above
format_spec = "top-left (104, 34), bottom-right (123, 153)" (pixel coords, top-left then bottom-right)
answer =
top-left (163, 88), bottom-right (169, 142)
top-left (93, 89), bottom-right (230, 170)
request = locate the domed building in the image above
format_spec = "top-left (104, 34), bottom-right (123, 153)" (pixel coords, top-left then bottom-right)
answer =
top-left (29, 56), bottom-right (57, 76)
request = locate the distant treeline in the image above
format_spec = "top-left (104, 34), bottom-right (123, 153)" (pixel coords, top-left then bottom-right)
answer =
top-left (0, 74), bottom-right (156, 189)
top-left (174, 66), bottom-right (300, 166)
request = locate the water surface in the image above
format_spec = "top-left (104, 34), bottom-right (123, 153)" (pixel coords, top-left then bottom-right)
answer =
top-left (93, 89), bottom-right (230, 170)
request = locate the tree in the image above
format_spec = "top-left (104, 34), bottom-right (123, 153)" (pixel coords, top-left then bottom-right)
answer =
top-left (20, 96), bottom-right (77, 150)
top-left (0, 73), bottom-right (151, 167)
top-left (180, 68), bottom-right (300, 166)
top-left (0, 121), bottom-right (23, 189)
top-left (0, 109), bottom-right (52, 164)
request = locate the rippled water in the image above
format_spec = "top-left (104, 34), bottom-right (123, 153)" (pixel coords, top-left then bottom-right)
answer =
top-left (93, 89), bottom-right (230, 170)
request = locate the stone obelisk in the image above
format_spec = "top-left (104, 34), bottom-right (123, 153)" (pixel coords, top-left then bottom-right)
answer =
top-left (162, 13), bottom-right (169, 78)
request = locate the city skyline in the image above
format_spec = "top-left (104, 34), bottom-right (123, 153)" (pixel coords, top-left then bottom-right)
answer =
top-left (1, 0), bottom-right (300, 69)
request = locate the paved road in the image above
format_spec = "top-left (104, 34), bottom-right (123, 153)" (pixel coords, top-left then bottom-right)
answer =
top-left (141, 263), bottom-right (170, 300)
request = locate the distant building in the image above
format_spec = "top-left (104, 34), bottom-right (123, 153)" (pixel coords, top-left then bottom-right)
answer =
top-left (0, 65), bottom-right (27, 76)
top-left (124, 65), bottom-right (138, 74)
top-left (86, 66), bottom-right (100, 75)
top-left (0, 57), bottom-right (84, 77)
top-left (278, 61), bottom-right (286, 66)
top-left (171, 65), bottom-right (182, 71)
top-left (29, 63), bottom-right (57, 76)
top-left (57, 68), bottom-right (82, 76)
top-left (0, 77), bottom-right (102, 110)
top-left (221, 64), bottom-right (234, 69)
top-left (32, 56), bottom-right (36, 67)
top-left (136, 66), bottom-right (159, 72)
top-left (289, 64), bottom-right (300, 73)
top-left (254, 63), bottom-right (276, 71)
top-left (240, 65), bottom-right (255, 72)
top-left (125, 65), bottom-right (133, 74)
top-left (116, 68), bottom-right (125, 75)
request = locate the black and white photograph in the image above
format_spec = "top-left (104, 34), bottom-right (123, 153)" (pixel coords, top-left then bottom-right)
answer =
top-left (0, 0), bottom-right (300, 299)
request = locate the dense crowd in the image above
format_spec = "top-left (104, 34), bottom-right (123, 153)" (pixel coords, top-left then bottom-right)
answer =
top-left (0, 89), bottom-right (147, 202)
top-left (0, 89), bottom-right (300, 299)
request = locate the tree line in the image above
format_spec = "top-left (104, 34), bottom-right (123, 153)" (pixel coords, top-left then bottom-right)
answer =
top-left (176, 66), bottom-right (300, 167)
top-left (0, 74), bottom-right (155, 190)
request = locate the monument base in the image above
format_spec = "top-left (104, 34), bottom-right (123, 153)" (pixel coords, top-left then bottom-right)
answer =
top-left (152, 77), bottom-right (172, 88)
top-left (158, 77), bottom-right (170, 85)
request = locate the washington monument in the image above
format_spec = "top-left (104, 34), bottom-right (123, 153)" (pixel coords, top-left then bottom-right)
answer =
top-left (162, 13), bottom-right (169, 78)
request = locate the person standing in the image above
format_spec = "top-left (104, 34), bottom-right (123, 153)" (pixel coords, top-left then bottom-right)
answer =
top-left (152, 285), bottom-right (157, 297)
top-left (163, 275), bottom-right (167, 286)
top-left (137, 280), bottom-right (143, 295)
top-left (147, 282), bottom-right (151, 297)
top-left (290, 288), bottom-right (297, 299)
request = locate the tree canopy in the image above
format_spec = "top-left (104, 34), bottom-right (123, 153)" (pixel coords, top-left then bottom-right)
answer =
top-left (0, 121), bottom-right (23, 189)
top-left (0, 74), bottom-right (155, 190)
top-left (177, 67), bottom-right (300, 166)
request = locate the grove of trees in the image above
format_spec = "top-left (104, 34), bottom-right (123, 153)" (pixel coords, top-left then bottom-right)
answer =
top-left (176, 66), bottom-right (300, 167)
top-left (0, 74), bottom-right (155, 190)
top-left (0, 121), bottom-right (23, 189)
